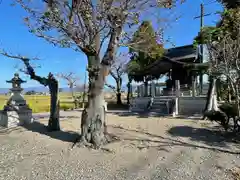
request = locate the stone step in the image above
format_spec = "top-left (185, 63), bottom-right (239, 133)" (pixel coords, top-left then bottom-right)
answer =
top-left (153, 99), bottom-right (173, 101)
top-left (152, 102), bottom-right (169, 106)
top-left (153, 97), bottom-right (174, 100)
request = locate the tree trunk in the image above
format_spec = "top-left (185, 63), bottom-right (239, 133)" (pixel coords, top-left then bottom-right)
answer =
top-left (228, 85), bottom-right (232, 102)
top-left (116, 79), bottom-right (122, 105)
top-left (80, 56), bottom-right (108, 148)
top-left (206, 78), bottom-right (219, 111)
top-left (79, 16), bottom-right (122, 147)
top-left (71, 86), bottom-right (74, 99)
top-left (19, 58), bottom-right (60, 131)
top-left (203, 77), bottom-right (219, 119)
top-left (127, 80), bottom-right (131, 105)
top-left (116, 93), bottom-right (122, 105)
top-left (70, 86), bottom-right (77, 109)
top-left (216, 79), bottom-right (221, 101)
top-left (234, 83), bottom-right (240, 131)
top-left (204, 76), bottom-right (213, 112)
top-left (48, 78), bottom-right (60, 131)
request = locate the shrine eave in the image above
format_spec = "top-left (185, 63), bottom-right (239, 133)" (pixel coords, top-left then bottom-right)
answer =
top-left (132, 44), bottom-right (199, 76)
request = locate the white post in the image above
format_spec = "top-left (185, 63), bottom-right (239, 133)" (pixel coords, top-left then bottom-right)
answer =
top-left (173, 80), bottom-right (180, 117)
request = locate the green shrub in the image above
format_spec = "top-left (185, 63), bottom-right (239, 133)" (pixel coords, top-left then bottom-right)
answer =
top-left (60, 103), bottom-right (74, 111)
top-left (205, 102), bottom-right (240, 132)
top-left (204, 110), bottom-right (229, 131)
top-left (219, 103), bottom-right (238, 118)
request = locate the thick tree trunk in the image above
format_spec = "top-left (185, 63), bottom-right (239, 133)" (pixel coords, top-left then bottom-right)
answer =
top-left (80, 56), bottom-right (109, 148)
top-left (116, 92), bottom-right (122, 105)
top-left (203, 77), bottom-right (219, 119)
top-left (81, 90), bottom-right (106, 148)
top-left (48, 79), bottom-right (60, 131)
top-left (206, 78), bottom-right (219, 111)
top-left (78, 15), bottom-right (122, 147)
top-left (204, 76), bottom-right (213, 112)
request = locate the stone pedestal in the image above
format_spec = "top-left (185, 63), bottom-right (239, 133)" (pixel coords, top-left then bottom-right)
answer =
top-left (0, 103), bottom-right (33, 128)
top-left (0, 108), bottom-right (33, 128)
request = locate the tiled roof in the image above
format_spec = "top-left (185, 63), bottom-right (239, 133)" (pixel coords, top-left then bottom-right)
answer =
top-left (165, 44), bottom-right (198, 61)
top-left (129, 44), bottom-right (199, 76)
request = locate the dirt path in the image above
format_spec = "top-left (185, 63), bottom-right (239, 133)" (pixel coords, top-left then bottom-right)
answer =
top-left (0, 111), bottom-right (239, 180)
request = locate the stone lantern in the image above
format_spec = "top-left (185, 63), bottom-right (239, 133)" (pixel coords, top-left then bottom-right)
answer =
top-left (0, 73), bottom-right (33, 128)
top-left (5, 73), bottom-right (27, 107)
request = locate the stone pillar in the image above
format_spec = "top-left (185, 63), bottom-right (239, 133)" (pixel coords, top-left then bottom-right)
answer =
top-left (173, 80), bottom-right (180, 117)
top-left (192, 76), bottom-right (197, 97)
top-left (141, 84), bottom-right (145, 97)
top-left (155, 86), bottom-right (158, 96)
top-left (155, 85), bottom-right (157, 96)
top-left (151, 81), bottom-right (155, 97)
top-left (137, 86), bottom-right (140, 97)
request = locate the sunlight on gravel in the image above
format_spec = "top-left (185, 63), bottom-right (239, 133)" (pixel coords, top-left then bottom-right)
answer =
top-left (0, 111), bottom-right (239, 180)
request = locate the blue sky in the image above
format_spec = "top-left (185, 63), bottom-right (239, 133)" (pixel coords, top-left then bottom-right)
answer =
top-left (0, 0), bottom-right (223, 88)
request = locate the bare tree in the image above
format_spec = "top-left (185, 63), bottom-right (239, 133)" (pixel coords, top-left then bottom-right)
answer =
top-left (14, 0), bottom-right (181, 148)
top-left (105, 54), bottom-right (127, 104)
top-left (0, 50), bottom-right (60, 131)
top-left (204, 28), bottom-right (240, 131)
top-left (126, 76), bottom-right (133, 105)
top-left (56, 72), bottom-right (79, 99)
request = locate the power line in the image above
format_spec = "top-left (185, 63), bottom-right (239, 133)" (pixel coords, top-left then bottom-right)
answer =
top-left (194, 3), bottom-right (212, 28)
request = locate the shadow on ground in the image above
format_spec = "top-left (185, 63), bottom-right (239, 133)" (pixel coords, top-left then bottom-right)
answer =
top-left (22, 121), bottom-right (79, 143)
top-left (75, 103), bottom-right (129, 112)
top-left (20, 120), bottom-right (240, 155)
top-left (107, 103), bottom-right (129, 110)
top-left (112, 111), bottom-right (203, 119)
top-left (168, 125), bottom-right (240, 148)
top-left (112, 111), bottom-right (170, 118)
top-left (109, 125), bottom-right (240, 155)
top-left (33, 115), bottom-right (80, 119)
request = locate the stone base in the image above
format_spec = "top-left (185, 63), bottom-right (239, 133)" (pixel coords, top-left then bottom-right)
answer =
top-left (0, 108), bottom-right (33, 128)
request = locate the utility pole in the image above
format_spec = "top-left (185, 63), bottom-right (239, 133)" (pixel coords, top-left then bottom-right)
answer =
top-left (194, 3), bottom-right (211, 95)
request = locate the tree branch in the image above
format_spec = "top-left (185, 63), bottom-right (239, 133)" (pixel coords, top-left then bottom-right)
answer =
top-left (105, 83), bottom-right (117, 93)
top-left (0, 49), bottom-right (49, 86)
top-left (56, 72), bottom-right (79, 88)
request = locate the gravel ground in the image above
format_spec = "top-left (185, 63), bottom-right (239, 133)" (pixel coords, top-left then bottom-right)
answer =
top-left (0, 110), bottom-right (240, 180)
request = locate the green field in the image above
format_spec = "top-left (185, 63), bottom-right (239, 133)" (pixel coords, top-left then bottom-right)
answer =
top-left (0, 92), bottom-right (129, 113)
top-left (0, 93), bottom-right (78, 113)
